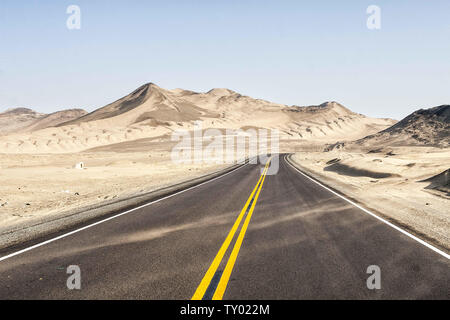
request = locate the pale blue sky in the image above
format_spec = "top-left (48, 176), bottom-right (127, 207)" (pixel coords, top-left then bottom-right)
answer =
top-left (1, 0), bottom-right (449, 119)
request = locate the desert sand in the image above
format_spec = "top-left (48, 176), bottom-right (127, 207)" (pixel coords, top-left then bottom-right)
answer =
top-left (0, 150), bottom-right (228, 235)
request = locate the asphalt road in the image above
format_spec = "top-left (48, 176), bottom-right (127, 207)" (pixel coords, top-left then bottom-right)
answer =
top-left (0, 154), bottom-right (448, 299)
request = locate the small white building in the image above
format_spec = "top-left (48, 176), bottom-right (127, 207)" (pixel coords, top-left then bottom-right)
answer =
top-left (75, 162), bottom-right (84, 169)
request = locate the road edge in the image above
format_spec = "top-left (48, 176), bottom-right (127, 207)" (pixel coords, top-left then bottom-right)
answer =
top-left (285, 154), bottom-right (450, 257)
top-left (0, 160), bottom-right (248, 253)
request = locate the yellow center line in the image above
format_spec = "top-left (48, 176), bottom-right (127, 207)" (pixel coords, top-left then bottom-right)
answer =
top-left (212, 159), bottom-right (270, 300)
top-left (191, 160), bottom-right (270, 300)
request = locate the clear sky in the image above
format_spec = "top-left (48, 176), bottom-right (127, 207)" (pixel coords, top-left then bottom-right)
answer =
top-left (1, 0), bottom-right (449, 119)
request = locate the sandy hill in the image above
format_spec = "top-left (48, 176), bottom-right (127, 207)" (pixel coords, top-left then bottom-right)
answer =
top-left (0, 108), bottom-right (45, 135)
top-left (0, 107), bottom-right (87, 136)
top-left (356, 105), bottom-right (450, 148)
top-left (0, 83), bottom-right (395, 153)
top-left (59, 83), bottom-right (219, 127)
top-left (170, 90), bottom-right (394, 140)
top-left (21, 109), bottom-right (87, 132)
top-left (422, 168), bottom-right (450, 195)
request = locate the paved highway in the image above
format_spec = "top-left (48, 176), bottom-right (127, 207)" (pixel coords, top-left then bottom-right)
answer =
top-left (0, 154), bottom-right (448, 299)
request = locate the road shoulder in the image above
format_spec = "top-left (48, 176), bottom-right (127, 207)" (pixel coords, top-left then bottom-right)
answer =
top-left (285, 154), bottom-right (449, 255)
top-left (0, 161), bottom-right (246, 252)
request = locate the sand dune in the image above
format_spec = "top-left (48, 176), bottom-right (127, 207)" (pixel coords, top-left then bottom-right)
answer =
top-left (0, 108), bottom-right (45, 135)
top-left (323, 161), bottom-right (400, 179)
top-left (0, 83), bottom-right (395, 154)
top-left (422, 168), bottom-right (450, 195)
top-left (0, 107), bottom-right (87, 136)
top-left (20, 109), bottom-right (87, 132)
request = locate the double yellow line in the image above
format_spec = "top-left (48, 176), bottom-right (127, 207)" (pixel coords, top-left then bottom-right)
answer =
top-left (192, 159), bottom-right (271, 300)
